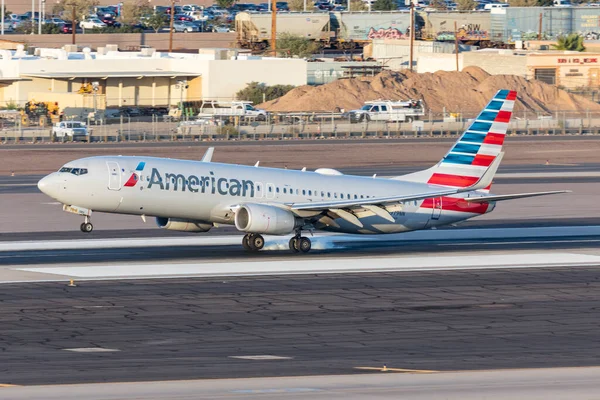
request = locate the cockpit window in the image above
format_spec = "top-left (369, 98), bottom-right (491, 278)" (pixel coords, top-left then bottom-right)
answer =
top-left (59, 167), bottom-right (88, 175)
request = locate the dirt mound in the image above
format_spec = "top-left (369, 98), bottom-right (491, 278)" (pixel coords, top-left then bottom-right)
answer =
top-left (259, 67), bottom-right (600, 114)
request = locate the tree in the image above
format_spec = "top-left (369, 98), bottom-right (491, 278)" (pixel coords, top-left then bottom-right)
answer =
top-left (145, 12), bottom-right (167, 33)
top-left (120, 0), bottom-right (152, 25)
top-left (216, 0), bottom-right (236, 9)
top-left (349, 0), bottom-right (368, 11)
top-left (53, 0), bottom-right (99, 21)
top-left (509, 0), bottom-right (537, 5)
top-left (275, 33), bottom-right (321, 57)
top-left (289, 0), bottom-right (315, 11)
top-left (552, 33), bottom-right (585, 51)
top-left (372, 0), bottom-right (397, 10)
top-left (236, 82), bottom-right (295, 105)
top-left (430, 0), bottom-right (448, 10)
top-left (456, 0), bottom-right (477, 10)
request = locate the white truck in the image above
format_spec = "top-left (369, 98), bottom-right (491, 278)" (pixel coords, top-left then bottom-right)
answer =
top-left (348, 99), bottom-right (425, 123)
top-left (196, 101), bottom-right (268, 123)
top-left (52, 121), bottom-right (89, 142)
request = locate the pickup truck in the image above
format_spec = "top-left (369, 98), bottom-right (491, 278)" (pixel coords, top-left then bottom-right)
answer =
top-left (52, 121), bottom-right (89, 142)
top-left (197, 101), bottom-right (267, 122)
top-left (348, 99), bottom-right (425, 123)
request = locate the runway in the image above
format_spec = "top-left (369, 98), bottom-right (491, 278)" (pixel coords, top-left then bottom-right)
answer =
top-left (1, 143), bottom-right (599, 398)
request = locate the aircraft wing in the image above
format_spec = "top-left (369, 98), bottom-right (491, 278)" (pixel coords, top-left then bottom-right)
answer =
top-left (290, 152), bottom-right (503, 212)
top-left (464, 190), bottom-right (571, 203)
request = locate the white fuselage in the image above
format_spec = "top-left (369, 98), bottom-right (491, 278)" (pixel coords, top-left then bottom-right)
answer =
top-left (39, 156), bottom-right (494, 234)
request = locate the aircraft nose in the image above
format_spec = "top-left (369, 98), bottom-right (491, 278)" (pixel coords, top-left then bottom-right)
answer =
top-left (37, 173), bottom-right (60, 198)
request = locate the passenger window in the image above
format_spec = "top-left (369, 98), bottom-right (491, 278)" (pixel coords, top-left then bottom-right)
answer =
top-left (327, 192), bottom-right (331, 198)
top-left (302, 189), bottom-right (306, 195)
top-left (308, 190), bottom-right (312, 196)
top-left (334, 193), bottom-right (338, 198)
top-left (268, 186), bottom-right (272, 192)
top-left (340, 194), bottom-right (344, 199)
top-left (380, 105), bottom-right (387, 112)
top-left (354, 194), bottom-right (357, 199)
top-left (283, 188), bottom-right (287, 194)
top-left (276, 187), bottom-right (280, 193)
top-left (361, 195), bottom-right (364, 199)
top-left (296, 189), bottom-right (299, 195)
top-left (321, 191), bottom-right (324, 197)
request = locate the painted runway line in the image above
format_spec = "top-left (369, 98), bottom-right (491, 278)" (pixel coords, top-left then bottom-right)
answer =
top-left (13, 252), bottom-right (600, 282)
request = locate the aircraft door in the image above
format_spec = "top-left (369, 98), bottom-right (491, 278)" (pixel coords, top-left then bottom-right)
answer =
top-left (431, 197), bottom-right (442, 220)
top-left (107, 161), bottom-right (122, 191)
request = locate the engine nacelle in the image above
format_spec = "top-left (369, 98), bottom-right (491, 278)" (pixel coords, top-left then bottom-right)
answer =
top-left (155, 217), bottom-right (213, 232)
top-left (235, 203), bottom-right (300, 235)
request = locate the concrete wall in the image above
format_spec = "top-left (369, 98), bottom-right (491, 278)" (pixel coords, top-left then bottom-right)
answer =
top-left (205, 58), bottom-right (307, 100)
top-left (5, 32), bottom-right (236, 51)
top-left (417, 51), bottom-right (527, 77)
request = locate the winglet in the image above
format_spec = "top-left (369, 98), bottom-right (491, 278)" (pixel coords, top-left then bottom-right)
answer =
top-left (201, 147), bottom-right (214, 163)
top-left (468, 152), bottom-right (503, 191)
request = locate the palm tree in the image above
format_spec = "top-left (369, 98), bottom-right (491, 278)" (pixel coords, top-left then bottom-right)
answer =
top-left (552, 33), bottom-right (585, 52)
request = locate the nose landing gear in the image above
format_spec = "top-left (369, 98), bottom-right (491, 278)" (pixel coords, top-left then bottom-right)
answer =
top-left (80, 216), bottom-right (93, 233)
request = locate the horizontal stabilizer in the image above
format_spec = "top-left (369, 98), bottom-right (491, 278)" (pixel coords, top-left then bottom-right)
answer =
top-left (465, 190), bottom-right (571, 203)
top-left (201, 147), bottom-right (214, 163)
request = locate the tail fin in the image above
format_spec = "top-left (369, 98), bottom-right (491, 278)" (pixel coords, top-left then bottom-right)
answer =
top-left (397, 89), bottom-right (517, 191)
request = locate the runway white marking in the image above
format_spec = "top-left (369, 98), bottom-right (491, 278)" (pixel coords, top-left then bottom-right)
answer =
top-left (63, 348), bottom-right (120, 353)
top-left (14, 253), bottom-right (600, 281)
top-left (2, 226), bottom-right (600, 252)
top-left (229, 355), bottom-right (293, 360)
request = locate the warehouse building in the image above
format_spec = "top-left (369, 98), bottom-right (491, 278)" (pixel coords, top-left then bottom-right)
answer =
top-left (0, 45), bottom-right (307, 112)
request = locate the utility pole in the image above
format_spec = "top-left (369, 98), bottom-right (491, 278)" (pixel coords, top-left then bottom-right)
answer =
top-left (169, 0), bottom-right (175, 52)
top-left (31, 0), bottom-right (35, 34)
top-left (1, 0), bottom-right (5, 35)
top-left (538, 12), bottom-right (542, 40)
top-left (454, 21), bottom-right (459, 71)
top-left (38, 0), bottom-right (42, 34)
top-left (71, 4), bottom-right (76, 45)
top-left (271, 6), bottom-right (276, 56)
top-left (409, 3), bottom-right (414, 71)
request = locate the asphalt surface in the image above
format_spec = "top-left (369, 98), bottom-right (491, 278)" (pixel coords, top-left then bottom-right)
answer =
top-left (2, 135), bottom-right (599, 150)
top-left (1, 265), bottom-right (600, 385)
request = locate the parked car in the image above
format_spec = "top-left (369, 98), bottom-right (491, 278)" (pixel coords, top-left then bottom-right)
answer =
top-left (212, 24), bottom-right (232, 33)
top-left (182, 4), bottom-right (203, 11)
top-left (79, 18), bottom-right (106, 29)
top-left (276, 1), bottom-right (290, 10)
top-left (61, 22), bottom-right (73, 33)
top-left (100, 15), bottom-right (121, 27)
top-left (174, 13), bottom-right (194, 22)
top-left (173, 20), bottom-right (200, 32)
top-left (47, 17), bottom-right (66, 26)
top-left (52, 121), bottom-right (88, 142)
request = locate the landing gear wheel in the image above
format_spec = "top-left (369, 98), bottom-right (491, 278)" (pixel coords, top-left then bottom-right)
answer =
top-left (250, 234), bottom-right (265, 251)
top-left (242, 234), bottom-right (252, 251)
top-left (80, 222), bottom-right (93, 233)
top-left (289, 237), bottom-right (299, 253)
top-left (299, 237), bottom-right (311, 253)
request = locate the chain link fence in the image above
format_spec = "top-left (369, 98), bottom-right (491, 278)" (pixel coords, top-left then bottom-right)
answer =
top-left (2, 110), bottom-right (600, 143)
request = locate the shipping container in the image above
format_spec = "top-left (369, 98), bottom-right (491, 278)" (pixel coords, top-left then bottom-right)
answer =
top-left (236, 12), bottom-right (332, 50)
top-left (418, 11), bottom-right (492, 43)
top-left (332, 11), bottom-right (412, 43)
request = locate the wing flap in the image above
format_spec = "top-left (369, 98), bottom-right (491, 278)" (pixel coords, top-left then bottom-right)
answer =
top-left (465, 190), bottom-right (571, 203)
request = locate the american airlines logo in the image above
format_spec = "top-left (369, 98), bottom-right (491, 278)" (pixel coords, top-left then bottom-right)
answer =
top-left (147, 168), bottom-right (256, 197)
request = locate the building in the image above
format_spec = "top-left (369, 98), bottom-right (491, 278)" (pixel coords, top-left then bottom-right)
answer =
top-left (0, 44), bottom-right (307, 116)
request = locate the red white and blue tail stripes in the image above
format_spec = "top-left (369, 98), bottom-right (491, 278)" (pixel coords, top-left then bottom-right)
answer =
top-left (427, 89), bottom-right (516, 190)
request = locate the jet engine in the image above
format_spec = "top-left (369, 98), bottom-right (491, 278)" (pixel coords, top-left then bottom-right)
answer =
top-left (155, 217), bottom-right (213, 232)
top-left (235, 203), bottom-right (300, 235)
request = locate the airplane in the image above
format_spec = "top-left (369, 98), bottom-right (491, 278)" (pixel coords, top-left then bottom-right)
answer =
top-left (37, 89), bottom-right (569, 253)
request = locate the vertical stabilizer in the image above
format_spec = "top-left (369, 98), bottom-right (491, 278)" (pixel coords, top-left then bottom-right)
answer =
top-left (396, 89), bottom-right (517, 191)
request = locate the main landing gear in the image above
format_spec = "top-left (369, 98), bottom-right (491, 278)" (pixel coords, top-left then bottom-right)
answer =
top-left (80, 216), bottom-right (93, 233)
top-left (241, 231), bottom-right (312, 253)
top-left (242, 233), bottom-right (265, 252)
top-left (289, 232), bottom-right (311, 254)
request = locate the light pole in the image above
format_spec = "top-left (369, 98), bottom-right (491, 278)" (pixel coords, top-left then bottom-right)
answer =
top-left (92, 81), bottom-right (99, 115)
